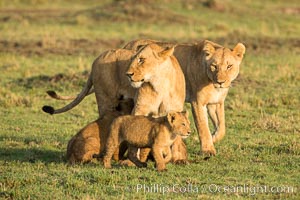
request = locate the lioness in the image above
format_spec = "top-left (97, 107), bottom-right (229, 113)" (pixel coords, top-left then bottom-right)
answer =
top-left (43, 44), bottom-right (185, 120)
top-left (43, 43), bottom-right (188, 162)
top-left (175, 41), bottom-right (245, 156)
top-left (43, 48), bottom-right (136, 117)
top-left (124, 39), bottom-right (246, 156)
top-left (125, 43), bottom-right (187, 163)
top-left (66, 99), bottom-right (134, 164)
top-left (126, 43), bottom-right (185, 116)
top-left (103, 111), bottom-right (191, 171)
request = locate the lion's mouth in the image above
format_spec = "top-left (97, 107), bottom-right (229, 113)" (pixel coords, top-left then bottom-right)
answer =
top-left (130, 79), bottom-right (144, 88)
top-left (213, 83), bottom-right (223, 88)
top-left (179, 133), bottom-right (190, 139)
top-left (213, 83), bottom-right (231, 89)
top-left (180, 135), bottom-right (189, 139)
top-left (130, 78), bottom-right (144, 83)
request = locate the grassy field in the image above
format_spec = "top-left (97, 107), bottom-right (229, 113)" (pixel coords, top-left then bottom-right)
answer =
top-left (0, 0), bottom-right (299, 199)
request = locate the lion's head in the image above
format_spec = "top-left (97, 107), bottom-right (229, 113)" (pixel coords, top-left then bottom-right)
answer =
top-left (126, 43), bottom-right (175, 88)
top-left (202, 41), bottom-right (246, 88)
top-left (167, 111), bottom-right (191, 139)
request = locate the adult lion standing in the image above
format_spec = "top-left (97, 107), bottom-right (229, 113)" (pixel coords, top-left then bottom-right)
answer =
top-left (125, 44), bottom-right (187, 163)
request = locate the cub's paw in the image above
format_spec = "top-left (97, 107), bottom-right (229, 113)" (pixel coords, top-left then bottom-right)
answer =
top-left (157, 168), bottom-right (168, 172)
top-left (103, 163), bottom-right (112, 169)
top-left (136, 162), bottom-right (147, 168)
top-left (173, 159), bottom-right (189, 165)
top-left (119, 159), bottom-right (136, 167)
top-left (139, 162), bottom-right (147, 168)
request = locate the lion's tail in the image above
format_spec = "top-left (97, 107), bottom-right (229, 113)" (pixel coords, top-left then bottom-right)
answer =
top-left (46, 88), bottom-right (94, 101)
top-left (42, 73), bottom-right (93, 115)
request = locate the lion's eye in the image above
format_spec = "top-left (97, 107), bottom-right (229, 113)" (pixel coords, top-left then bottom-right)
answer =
top-left (227, 64), bottom-right (233, 70)
top-left (211, 64), bottom-right (217, 71)
top-left (182, 123), bottom-right (186, 126)
top-left (137, 57), bottom-right (145, 65)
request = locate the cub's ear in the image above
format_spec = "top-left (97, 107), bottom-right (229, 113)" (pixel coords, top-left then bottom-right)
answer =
top-left (203, 41), bottom-right (215, 60)
top-left (158, 46), bottom-right (175, 59)
top-left (182, 110), bottom-right (189, 118)
top-left (233, 43), bottom-right (246, 59)
top-left (167, 112), bottom-right (176, 124)
top-left (135, 44), bottom-right (146, 52)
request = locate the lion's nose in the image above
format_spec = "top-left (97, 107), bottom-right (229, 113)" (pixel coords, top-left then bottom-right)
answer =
top-left (126, 72), bottom-right (134, 78)
top-left (216, 80), bottom-right (225, 85)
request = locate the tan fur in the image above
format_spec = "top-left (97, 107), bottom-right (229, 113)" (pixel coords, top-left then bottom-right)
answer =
top-left (66, 99), bottom-right (134, 164)
top-left (45, 43), bottom-right (187, 163)
top-left (103, 111), bottom-right (191, 171)
top-left (125, 43), bottom-right (187, 163)
top-left (126, 43), bottom-right (186, 116)
top-left (42, 48), bottom-right (136, 116)
top-left (124, 39), bottom-right (246, 156)
top-left (44, 44), bottom-right (185, 119)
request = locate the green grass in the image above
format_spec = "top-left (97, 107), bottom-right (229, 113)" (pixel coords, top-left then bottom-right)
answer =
top-left (0, 0), bottom-right (299, 199)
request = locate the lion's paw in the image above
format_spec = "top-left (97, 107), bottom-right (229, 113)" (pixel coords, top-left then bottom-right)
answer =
top-left (201, 146), bottom-right (216, 159)
top-left (137, 162), bottom-right (148, 168)
top-left (119, 159), bottom-right (136, 167)
top-left (173, 159), bottom-right (189, 165)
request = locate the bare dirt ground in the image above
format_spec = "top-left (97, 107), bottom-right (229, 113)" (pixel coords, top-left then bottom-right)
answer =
top-left (0, 39), bottom-right (125, 56)
top-left (0, 35), bottom-right (299, 56)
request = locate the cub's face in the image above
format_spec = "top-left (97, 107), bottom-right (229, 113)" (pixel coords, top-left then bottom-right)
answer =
top-left (203, 41), bottom-right (246, 88)
top-left (167, 111), bottom-right (191, 139)
top-left (126, 44), bottom-right (174, 88)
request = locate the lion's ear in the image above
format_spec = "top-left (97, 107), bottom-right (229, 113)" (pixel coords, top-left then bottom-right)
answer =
top-left (167, 112), bottom-right (176, 124)
top-left (233, 43), bottom-right (246, 59)
top-left (182, 110), bottom-right (189, 118)
top-left (203, 41), bottom-right (215, 60)
top-left (158, 46), bottom-right (175, 59)
top-left (136, 44), bottom-right (146, 51)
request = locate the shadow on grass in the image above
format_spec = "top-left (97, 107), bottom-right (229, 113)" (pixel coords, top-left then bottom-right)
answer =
top-left (0, 147), bottom-right (65, 163)
top-left (10, 71), bottom-right (89, 89)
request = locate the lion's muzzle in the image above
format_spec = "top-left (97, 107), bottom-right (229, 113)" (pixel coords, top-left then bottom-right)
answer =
top-left (126, 72), bottom-right (144, 81)
top-left (126, 72), bottom-right (134, 79)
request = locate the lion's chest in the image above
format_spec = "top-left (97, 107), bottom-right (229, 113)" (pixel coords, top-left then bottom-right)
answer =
top-left (207, 88), bottom-right (228, 105)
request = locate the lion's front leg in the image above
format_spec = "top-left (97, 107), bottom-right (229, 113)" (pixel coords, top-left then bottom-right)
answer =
top-left (191, 101), bottom-right (216, 156)
top-left (163, 146), bottom-right (172, 164)
top-left (139, 148), bottom-right (151, 162)
top-left (171, 136), bottom-right (188, 164)
top-left (152, 144), bottom-right (167, 172)
top-left (207, 104), bottom-right (218, 131)
top-left (212, 103), bottom-right (226, 143)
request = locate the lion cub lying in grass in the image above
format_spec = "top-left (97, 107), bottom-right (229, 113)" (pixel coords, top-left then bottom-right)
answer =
top-left (103, 111), bottom-right (191, 171)
top-left (66, 99), bottom-right (134, 164)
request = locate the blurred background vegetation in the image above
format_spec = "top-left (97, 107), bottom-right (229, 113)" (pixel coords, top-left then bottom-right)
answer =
top-left (0, 0), bottom-right (299, 53)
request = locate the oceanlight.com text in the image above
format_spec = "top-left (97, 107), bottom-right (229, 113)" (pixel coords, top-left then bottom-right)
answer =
top-left (130, 183), bottom-right (296, 196)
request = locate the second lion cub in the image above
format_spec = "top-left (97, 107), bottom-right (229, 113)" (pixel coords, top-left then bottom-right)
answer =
top-left (103, 111), bottom-right (191, 171)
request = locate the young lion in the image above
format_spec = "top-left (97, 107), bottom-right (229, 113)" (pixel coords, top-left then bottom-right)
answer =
top-left (66, 99), bottom-right (134, 164)
top-left (103, 111), bottom-right (191, 171)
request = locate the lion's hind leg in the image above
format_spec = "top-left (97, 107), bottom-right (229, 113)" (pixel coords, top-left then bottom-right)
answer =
top-left (128, 146), bottom-right (147, 168)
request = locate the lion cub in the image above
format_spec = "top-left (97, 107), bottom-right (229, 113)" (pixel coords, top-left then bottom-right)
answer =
top-left (66, 99), bottom-right (134, 164)
top-left (103, 111), bottom-right (191, 171)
